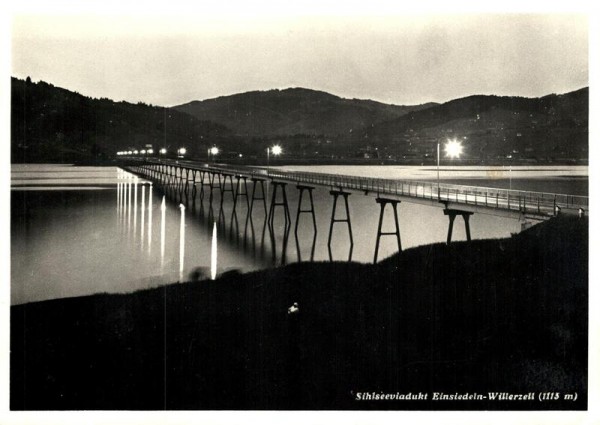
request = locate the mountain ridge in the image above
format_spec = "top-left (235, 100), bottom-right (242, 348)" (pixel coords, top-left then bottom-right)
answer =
top-left (173, 87), bottom-right (437, 137)
top-left (10, 76), bottom-right (588, 163)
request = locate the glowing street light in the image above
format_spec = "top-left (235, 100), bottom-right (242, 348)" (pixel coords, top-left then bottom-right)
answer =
top-left (267, 144), bottom-right (282, 166)
top-left (127, 150), bottom-right (133, 155)
top-left (437, 138), bottom-right (464, 199)
top-left (208, 146), bottom-right (219, 162)
top-left (271, 145), bottom-right (282, 156)
top-left (140, 149), bottom-right (146, 154)
top-left (444, 139), bottom-right (463, 159)
top-left (159, 148), bottom-right (167, 155)
top-left (147, 148), bottom-right (154, 154)
top-left (178, 147), bottom-right (187, 157)
top-left (133, 150), bottom-right (139, 155)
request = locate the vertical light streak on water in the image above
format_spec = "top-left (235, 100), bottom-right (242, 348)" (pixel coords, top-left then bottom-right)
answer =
top-left (122, 182), bottom-right (126, 218)
top-left (133, 179), bottom-right (138, 240)
top-left (141, 185), bottom-right (146, 250)
top-left (120, 182), bottom-right (125, 229)
top-left (179, 204), bottom-right (186, 280)
top-left (211, 221), bottom-right (218, 280)
top-left (117, 182), bottom-right (120, 214)
top-left (160, 196), bottom-right (166, 268)
top-left (148, 184), bottom-right (153, 254)
top-left (127, 182), bottom-right (132, 233)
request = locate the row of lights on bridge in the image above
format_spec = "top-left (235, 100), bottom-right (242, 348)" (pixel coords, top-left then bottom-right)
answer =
top-left (117, 148), bottom-right (184, 156)
top-left (117, 144), bottom-right (284, 158)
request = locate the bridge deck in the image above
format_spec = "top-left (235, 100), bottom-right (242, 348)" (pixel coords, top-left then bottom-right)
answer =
top-left (129, 158), bottom-right (589, 220)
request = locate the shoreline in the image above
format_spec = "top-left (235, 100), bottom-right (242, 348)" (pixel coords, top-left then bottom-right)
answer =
top-left (10, 215), bottom-right (588, 410)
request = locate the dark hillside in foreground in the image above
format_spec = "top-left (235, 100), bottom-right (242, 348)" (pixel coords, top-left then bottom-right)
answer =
top-left (174, 87), bottom-right (436, 137)
top-left (11, 215), bottom-right (587, 410)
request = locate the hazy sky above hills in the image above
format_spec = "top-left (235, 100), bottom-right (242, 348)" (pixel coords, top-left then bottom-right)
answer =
top-left (12, 13), bottom-right (588, 107)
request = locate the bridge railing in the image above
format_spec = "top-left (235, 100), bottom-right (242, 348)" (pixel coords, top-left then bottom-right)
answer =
top-left (261, 168), bottom-right (588, 215)
top-left (136, 158), bottom-right (588, 216)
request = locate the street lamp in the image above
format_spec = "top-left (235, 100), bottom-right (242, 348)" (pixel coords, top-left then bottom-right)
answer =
top-left (178, 147), bottom-right (187, 157)
top-left (267, 144), bottom-right (282, 166)
top-left (437, 138), bottom-right (463, 199)
top-left (147, 149), bottom-right (154, 155)
top-left (209, 146), bottom-right (219, 162)
top-left (159, 148), bottom-right (167, 155)
top-left (271, 144), bottom-right (282, 156)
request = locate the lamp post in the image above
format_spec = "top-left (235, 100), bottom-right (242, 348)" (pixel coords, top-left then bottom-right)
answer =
top-left (209, 146), bottom-right (219, 162)
top-left (268, 144), bottom-right (282, 166)
top-left (437, 138), bottom-right (463, 200)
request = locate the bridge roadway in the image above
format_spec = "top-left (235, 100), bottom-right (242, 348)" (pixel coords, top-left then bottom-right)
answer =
top-left (123, 157), bottom-right (588, 262)
top-left (129, 157), bottom-right (588, 220)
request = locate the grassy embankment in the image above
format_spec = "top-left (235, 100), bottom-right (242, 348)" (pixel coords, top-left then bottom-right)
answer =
top-left (11, 215), bottom-right (587, 410)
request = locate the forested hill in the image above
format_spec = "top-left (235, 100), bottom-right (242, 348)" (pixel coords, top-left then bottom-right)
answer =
top-left (11, 77), bottom-right (588, 164)
top-left (353, 88), bottom-right (588, 162)
top-left (11, 77), bottom-right (231, 163)
top-left (174, 87), bottom-right (436, 137)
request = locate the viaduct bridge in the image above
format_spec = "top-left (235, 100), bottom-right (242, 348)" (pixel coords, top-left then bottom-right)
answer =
top-left (120, 158), bottom-right (588, 263)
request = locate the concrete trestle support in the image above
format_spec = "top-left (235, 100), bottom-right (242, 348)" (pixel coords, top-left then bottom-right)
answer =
top-left (327, 190), bottom-right (353, 261)
top-left (121, 162), bottom-right (516, 264)
top-left (444, 209), bottom-right (473, 244)
top-left (373, 198), bottom-right (402, 263)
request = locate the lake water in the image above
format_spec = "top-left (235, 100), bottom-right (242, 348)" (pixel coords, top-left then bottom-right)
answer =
top-left (11, 164), bottom-right (588, 305)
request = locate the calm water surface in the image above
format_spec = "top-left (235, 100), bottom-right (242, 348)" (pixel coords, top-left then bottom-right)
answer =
top-left (11, 164), bottom-right (588, 305)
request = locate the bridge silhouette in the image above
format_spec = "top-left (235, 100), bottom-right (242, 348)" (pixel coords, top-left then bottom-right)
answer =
top-left (121, 158), bottom-right (588, 263)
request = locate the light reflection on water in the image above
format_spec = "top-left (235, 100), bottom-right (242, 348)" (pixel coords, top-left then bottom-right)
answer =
top-left (10, 164), bottom-right (587, 305)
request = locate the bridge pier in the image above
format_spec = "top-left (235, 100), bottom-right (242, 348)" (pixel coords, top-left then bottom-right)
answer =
top-left (374, 198), bottom-right (402, 263)
top-left (190, 169), bottom-right (198, 205)
top-left (294, 185), bottom-right (317, 238)
top-left (208, 172), bottom-right (221, 203)
top-left (198, 170), bottom-right (211, 204)
top-left (249, 178), bottom-right (268, 217)
top-left (267, 181), bottom-right (291, 231)
top-left (328, 190), bottom-right (353, 261)
top-left (444, 209), bottom-right (473, 244)
top-left (219, 173), bottom-right (235, 210)
top-left (233, 175), bottom-right (250, 212)
top-left (184, 167), bottom-right (191, 192)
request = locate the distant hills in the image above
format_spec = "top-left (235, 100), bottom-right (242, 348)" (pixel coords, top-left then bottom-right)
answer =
top-left (354, 88), bottom-right (588, 162)
top-left (10, 77), bottom-right (588, 164)
top-left (173, 88), bottom-right (436, 137)
top-left (11, 77), bottom-right (231, 163)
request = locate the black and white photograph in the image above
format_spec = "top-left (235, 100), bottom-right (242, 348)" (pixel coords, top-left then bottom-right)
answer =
top-left (2, 1), bottom-right (597, 423)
